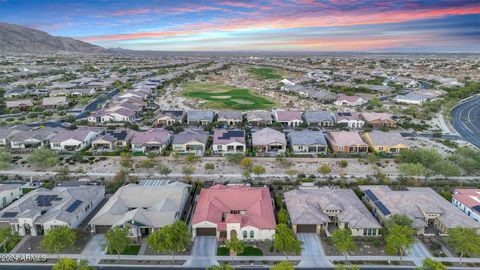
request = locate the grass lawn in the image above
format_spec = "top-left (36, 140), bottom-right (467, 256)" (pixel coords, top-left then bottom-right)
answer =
top-left (248, 67), bottom-right (283, 80)
top-left (108, 245), bottom-right (141, 255)
top-left (0, 236), bottom-right (21, 253)
top-left (217, 246), bottom-right (263, 256)
top-left (183, 82), bottom-right (275, 110)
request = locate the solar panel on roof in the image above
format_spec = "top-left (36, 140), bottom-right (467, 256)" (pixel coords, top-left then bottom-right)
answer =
top-left (66, 200), bottom-right (83, 213)
top-left (364, 189), bottom-right (379, 202)
top-left (219, 130), bottom-right (244, 140)
top-left (1, 212), bottom-right (17, 218)
top-left (36, 195), bottom-right (61, 207)
top-left (472, 205), bottom-right (480, 213)
top-left (374, 201), bottom-right (391, 216)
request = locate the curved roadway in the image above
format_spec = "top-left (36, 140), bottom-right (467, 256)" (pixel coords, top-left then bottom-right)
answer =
top-left (451, 95), bottom-right (480, 148)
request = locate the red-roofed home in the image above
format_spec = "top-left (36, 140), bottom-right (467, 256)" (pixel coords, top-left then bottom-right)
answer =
top-left (191, 184), bottom-right (276, 241)
top-left (452, 189), bottom-right (480, 223)
top-left (326, 131), bottom-right (368, 154)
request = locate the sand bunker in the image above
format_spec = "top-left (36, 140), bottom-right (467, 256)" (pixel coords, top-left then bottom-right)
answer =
top-left (210, 95), bottom-right (231, 99)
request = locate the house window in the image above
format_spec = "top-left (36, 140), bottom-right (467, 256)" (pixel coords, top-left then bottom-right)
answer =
top-left (250, 231), bottom-right (254, 238)
top-left (243, 231), bottom-right (248, 239)
top-left (363, 229), bottom-right (367, 236)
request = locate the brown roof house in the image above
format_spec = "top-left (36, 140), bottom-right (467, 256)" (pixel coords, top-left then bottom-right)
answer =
top-left (326, 131), bottom-right (368, 155)
top-left (131, 129), bottom-right (172, 154)
top-left (251, 127), bottom-right (286, 156)
top-left (212, 129), bottom-right (246, 156)
top-left (361, 112), bottom-right (396, 128)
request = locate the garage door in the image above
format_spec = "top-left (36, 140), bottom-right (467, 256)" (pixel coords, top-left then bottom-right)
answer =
top-left (296, 224), bottom-right (317, 233)
top-left (196, 228), bottom-right (216, 236)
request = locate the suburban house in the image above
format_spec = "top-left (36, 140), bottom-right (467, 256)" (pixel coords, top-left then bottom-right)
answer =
top-left (335, 112), bottom-right (365, 128)
top-left (285, 187), bottom-right (381, 236)
top-left (171, 129), bottom-right (209, 156)
top-left (42, 96), bottom-right (68, 109)
top-left (360, 186), bottom-right (480, 235)
top-left (362, 131), bottom-right (409, 155)
top-left (393, 93), bottom-right (428, 105)
top-left (0, 184), bottom-right (22, 209)
top-left (50, 128), bottom-right (100, 152)
top-left (334, 94), bottom-right (367, 106)
top-left (0, 186), bottom-right (105, 236)
top-left (187, 110), bottom-right (215, 126)
top-left (452, 189), bottom-right (480, 223)
top-left (246, 111), bottom-right (272, 126)
top-left (274, 111), bottom-right (303, 127)
top-left (191, 184), bottom-right (276, 240)
top-left (217, 111), bottom-right (243, 126)
top-left (5, 99), bottom-right (33, 110)
top-left (4, 88), bottom-right (29, 99)
top-left (155, 110), bottom-right (185, 126)
top-left (361, 112), bottom-right (397, 128)
top-left (251, 127), bottom-right (287, 156)
top-left (89, 106), bottom-right (137, 124)
top-left (89, 181), bottom-right (190, 237)
top-left (92, 129), bottom-right (133, 151)
top-left (287, 130), bottom-right (328, 155)
top-left (8, 129), bottom-right (57, 150)
top-left (131, 129), bottom-right (172, 154)
top-left (304, 111), bottom-right (335, 127)
top-left (212, 129), bottom-right (246, 156)
top-left (326, 131), bottom-right (368, 154)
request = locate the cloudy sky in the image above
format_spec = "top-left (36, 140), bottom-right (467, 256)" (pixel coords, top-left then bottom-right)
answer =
top-left (1, 0), bottom-right (479, 52)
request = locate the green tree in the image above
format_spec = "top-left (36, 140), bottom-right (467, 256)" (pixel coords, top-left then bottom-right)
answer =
top-left (274, 224), bottom-right (302, 259)
top-left (105, 227), bottom-right (131, 262)
top-left (28, 149), bottom-right (59, 169)
top-left (119, 153), bottom-right (132, 169)
top-left (270, 260), bottom-right (295, 270)
top-left (418, 258), bottom-right (447, 270)
top-left (332, 228), bottom-right (356, 263)
top-left (0, 227), bottom-right (20, 253)
top-left (0, 148), bottom-right (12, 170)
top-left (277, 208), bottom-right (289, 224)
top-left (339, 160), bottom-right (348, 168)
top-left (335, 264), bottom-right (359, 270)
top-left (225, 233), bottom-right (245, 260)
top-left (448, 228), bottom-right (480, 264)
top-left (182, 165), bottom-right (195, 177)
top-left (204, 163), bottom-right (215, 174)
top-left (431, 160), bottom-right (461, 177)
top-left (385, 214), bottom-right (413, 231)
top-left (56, 166), bottom-right (70, 181)
top-left (365, 153), bottom-right (379, 164)
top-left (41, 226), bottom-right (76, 258)
top-left (385, 224), bottom-right (415, 263)
top-left (207, 263), bottom-right (234, 270)
top-left (239, 157), bottom-right (253, 171)
top-left (159, 164), bottom-right (172, 177)
top-left (318, 164), bottom-right (332, 177)
top-left (147, 221), bottom-right (191, 262)
top-left (398, 163), bottom-right (427, 177)
top-left (52, 258), bottom-right (95, 270)
top-left (185, 153), bottom-right (200, 163)
top-left (252, 165), bottom-right (266, 177)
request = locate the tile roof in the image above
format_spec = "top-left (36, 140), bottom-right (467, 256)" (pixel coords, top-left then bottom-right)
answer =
top-left (365, 131), bottom-right (408, 147)
top-left (326, 131), bottom-right (366, 146)
top-left (172, 129), bottom-right (209, 145)
top-left (304, 111), bottom-right (335, 123)
top-left (187, 110), bottom-right (215, 122)
top-left (51, 127), bottom-right (98, 143)
top-left (288, 130), bottom-right (327, 146)
top-left (213, 129), bottom-right (245, 145)
top-left (131, 128), bottom-right (171, 145)
top-left (192, 184), bottom-right (276, 229)
top-left (252, 128), bottom-right (286, 146)
top-left (454, 189), bottom-right (480, 211)
top-left (275, 111), bottom-right (303, 121)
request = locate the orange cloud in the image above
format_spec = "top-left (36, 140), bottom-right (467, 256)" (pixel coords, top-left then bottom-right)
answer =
top-left (81, 5), bottom-right (480, 42)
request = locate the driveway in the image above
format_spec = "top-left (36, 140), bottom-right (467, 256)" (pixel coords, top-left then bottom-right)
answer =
top-left (81, 234), bottom-right (106, 265)
top-left (183, 236), bottom-right (218, 267)
top-left (297, 233), bottom-right (332, 267)
top-left (408, 240), bottom-right (431, 266)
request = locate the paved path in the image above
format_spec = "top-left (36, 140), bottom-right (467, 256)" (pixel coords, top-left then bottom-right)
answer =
top-left (451, 94), bottom-right (480, 148)
top-left (9, 236), bottom-right (30, 254)
top-left (81, 234), bottom-right (106, 265)
top-left (408, 240), bottom-right (431, 266)
top-left (297, 233), bottom-right (332, 267)
top-left (183, 236), bottom-right (218, 267)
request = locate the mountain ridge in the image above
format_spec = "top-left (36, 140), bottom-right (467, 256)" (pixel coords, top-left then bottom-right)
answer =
top-left (0, 22), bottom-right (107, 54)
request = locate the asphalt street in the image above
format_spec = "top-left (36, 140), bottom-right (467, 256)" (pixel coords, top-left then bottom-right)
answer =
top-left (451, 95), bottom-right (480, 148)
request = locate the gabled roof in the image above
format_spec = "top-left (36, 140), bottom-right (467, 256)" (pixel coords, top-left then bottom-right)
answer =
top-left (192, 184), bottom-right (276, 229)
top-left (131, 128), bottom-right (171, 145)
top-left (454, 189), bottom-right (480, 212)
top-left (304, 111), bottom-right (335, 123)
top-left (275, 111), bottom-right (303, 122)
top-left (361, 112), bottom-right (394, 122)
top-left (51, 127), bottom-right (99, 143)
top-left (326, 131), bottom-right (366, 146)
top-left (335, 111), bottom-right (361, 121)
top-left (288, 130), bottom-right (327, 146)
top-left (217, 111), bottom-right (243, 120)
top-left (252, 128), bottom-right (286, 146)
top-left (172, 129), bottom-right (208, 145)
top-left (364, 131), bottom-right (408, 147)
top-left (213, 129), bottom-right (245, 145)
top-left (187, 110), bottom-right (214, 122)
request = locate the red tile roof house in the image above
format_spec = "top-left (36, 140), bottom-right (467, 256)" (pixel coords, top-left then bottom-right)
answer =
top-left (326, 131), bottom-right (369, 155)
top-left (361, 112), bottom-right (397, 128)
top-left (334, 94), bottom-right (367, 106)
top-left (274, 110), bottom-right (303, 127)
top-left (191, 184), bottom-right (276, 241)
top-left (251, 127), bottom-right (287, 156)
top-left (131, 128), bottom-right (172, 154)
top-left (452, 189), bottom-right (480, 223)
